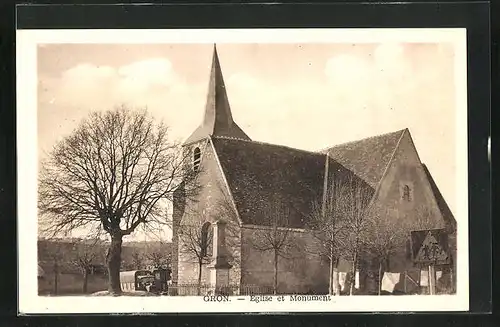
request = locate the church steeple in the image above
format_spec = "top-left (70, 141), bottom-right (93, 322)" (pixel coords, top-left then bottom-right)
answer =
top-left (184, 44), bottom-right (251, 145)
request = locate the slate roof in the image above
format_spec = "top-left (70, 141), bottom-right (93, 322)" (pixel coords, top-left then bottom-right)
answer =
top-left (323, 129), bottom-right (405, 189)
top-left (211, 137), bottom-right (326, 228)
top-left (204, 129), bottom-right (455, 234)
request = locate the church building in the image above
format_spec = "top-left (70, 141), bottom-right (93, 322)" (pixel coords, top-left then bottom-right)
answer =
top-left (171, 45), bottom-right (456, 295)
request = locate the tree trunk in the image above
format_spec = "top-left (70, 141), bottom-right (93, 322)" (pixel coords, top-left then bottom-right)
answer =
top-left (82, 269), bottom-right (89, 294)
top-left (332, 267), bottom-right (341, 296)
top-left (378, 261), bottom-right (382, 296)
top-left (106, 233), bottom-right (123, 295)
top-left (197, 260), bottom-right (203, 296)
top-left (328, 226), bottom-right (338, 295)
top-left (53, 260), bottom-right (58, 295)
top-left (329, 257), bottom-right (340, 296)
top-left (349, 251), bottom-right (358, 296)
top-left (273, 250), bottom-right (278, 295)
top-left (328, 257), bottom-right (334, 295)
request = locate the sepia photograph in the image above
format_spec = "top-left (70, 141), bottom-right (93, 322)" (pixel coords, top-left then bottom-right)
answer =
top-left (17, 28), bottom-right (468, 313)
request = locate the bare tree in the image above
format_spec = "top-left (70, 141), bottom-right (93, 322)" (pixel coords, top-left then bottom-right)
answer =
top-left (38, 106), bottom-right (199, 294)
top-left (335, 176), bottom-right (373, 296)
top-left (210, 188), bottom-right (242, 268)
top-left (130, 251), bottom-right (144, 270)
top-left (249, 200), bottom-right (295, 295)
top-left (178, 218), bottom-right (214, 295)
top-left (307, 175), bottom-right (373, 296)
top-left (174, 184), bottom-right (241, 295)
top-left (71, 237), bottom-right (106, 293)
top-left (363, 205), bottom-right (409, 295)
top-left (37, 239), bottom-right (68, 295)
top-left (307, 177), bottom-right (351, 295)
top-left (145, 243), bottom-right (172, 269)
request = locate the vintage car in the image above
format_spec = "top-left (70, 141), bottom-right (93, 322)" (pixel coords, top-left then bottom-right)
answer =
top-left (119, 270), bottom-right (155, 292)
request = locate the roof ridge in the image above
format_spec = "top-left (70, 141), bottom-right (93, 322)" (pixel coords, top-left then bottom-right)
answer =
top-left (212, 135), bottom-right (326, 157)
top-left (362, 129), bottom-right (406, 212)
top-left (372, 129), bottom-right (406, 189)
top-left (318, 128), bottom-right (407, 153)
top-left (212, 135), bottom-right (249, 141)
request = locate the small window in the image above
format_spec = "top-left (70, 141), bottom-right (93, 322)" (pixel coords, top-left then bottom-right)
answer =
top-left (193, 147), bottom-right (201, 172)
top-left (402, 184), bottom-right (412, 202)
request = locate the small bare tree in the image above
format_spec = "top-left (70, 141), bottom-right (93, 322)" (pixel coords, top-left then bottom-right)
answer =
top-left (71, 237), bottom-right (106, 293)
top-left (210, 188), bottom-right (242, 269)
top-left (335, 176), bottom-right (373, 295)
top-left (178, 218), bottom-right (214, 295)
top-left (364, 205), bottom-right (409, 295)
top-left (308, 175), bottom-right (373, 296)
top-left (307, 177), bottom-right (352, 295)
top-left (130, 251), bottom-right (144, 270)
top-left (145, 243), bottom-right (172, 269)
top-left (37, 238), bottom-right (68, 295)
top-left (38, 106), bottom-right (199, 294)
top-left (249, 200), bottom-right (295, 295)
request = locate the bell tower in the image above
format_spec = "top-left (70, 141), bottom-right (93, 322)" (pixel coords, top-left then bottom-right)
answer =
top-left (173, 44), bottom-right (247, 288)
top-left (184, 44), bottom-right (251, 148)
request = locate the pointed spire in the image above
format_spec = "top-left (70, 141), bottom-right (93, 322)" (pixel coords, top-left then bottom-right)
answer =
top-left (184, 44), bottom-right (251, 145)
top-left (203, 44), bottom-right (233, 129)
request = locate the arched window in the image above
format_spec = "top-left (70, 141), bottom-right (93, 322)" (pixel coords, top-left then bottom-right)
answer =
top-left (402, 184), bottom-right (412, 201)
top-left (200, 222), bottom-right (211, 257)
top-left (193, 147), bottom-right (201, 172)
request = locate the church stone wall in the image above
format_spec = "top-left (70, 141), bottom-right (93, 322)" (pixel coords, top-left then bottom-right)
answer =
top-left (240, 226), bottom-right (329, 294)
top-left (370, 131), bottom-right (447, 266)
top-left (176, 139), bottom-right (242, 290)
top-left (171, 139), bottom-right (207, 285)
top-left (363, 130), bottom-right (455, 293)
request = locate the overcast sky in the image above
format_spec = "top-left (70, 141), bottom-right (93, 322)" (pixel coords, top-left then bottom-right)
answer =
top-left (37, 42), bottom-right (458, 241)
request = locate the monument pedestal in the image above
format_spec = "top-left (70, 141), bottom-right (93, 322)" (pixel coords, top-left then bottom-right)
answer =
top-left (208, 261), bottom-right (232, 295)
top-left (208, 220), bottom-right (233, 295)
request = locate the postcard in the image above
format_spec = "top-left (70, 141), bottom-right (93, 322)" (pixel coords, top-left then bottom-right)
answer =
top-left (17, 28), bottom-right (468, 313)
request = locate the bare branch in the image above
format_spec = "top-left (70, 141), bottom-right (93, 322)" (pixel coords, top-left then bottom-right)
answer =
top-left (38, 106), bottom-right (201, 294)
top-left (38, 106), bottom-right (200, 239)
